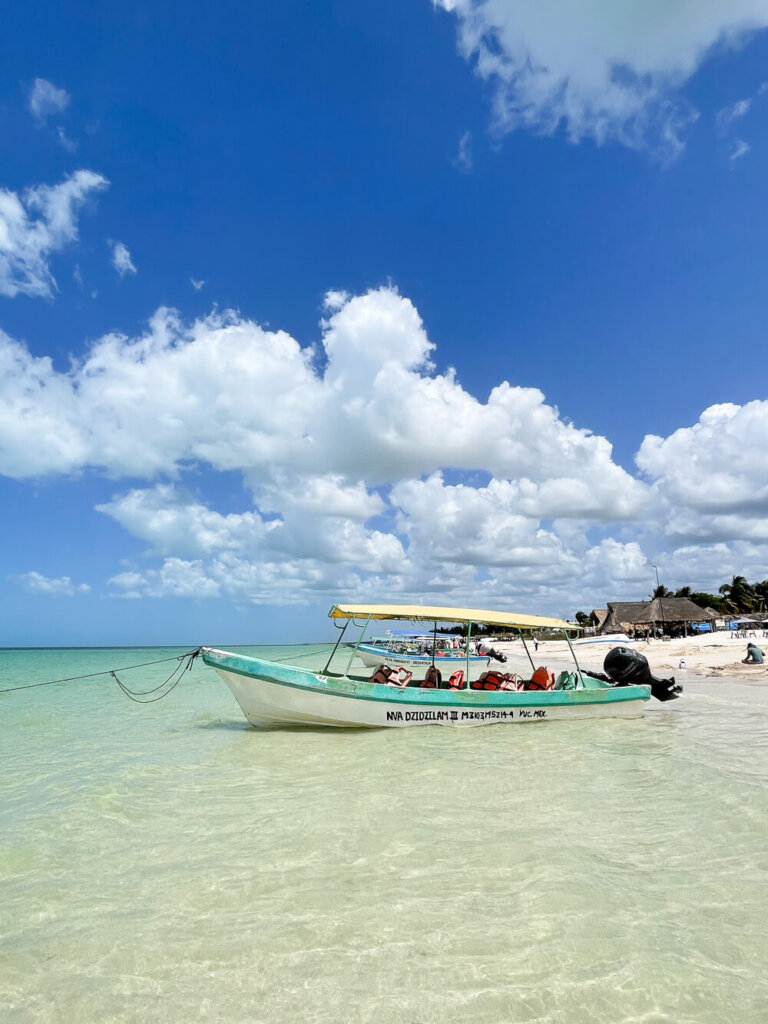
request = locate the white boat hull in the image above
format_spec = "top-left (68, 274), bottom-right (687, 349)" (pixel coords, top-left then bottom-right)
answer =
top-left (203, 649), bottom-right (650, 729)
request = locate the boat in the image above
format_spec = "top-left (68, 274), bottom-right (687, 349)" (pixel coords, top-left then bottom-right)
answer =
top-left (355, 630), bottom-right (494, 680)
top-left (201, 604), bottom-right (658, 728)
top-left (573, 632), bottom-right (636, 646)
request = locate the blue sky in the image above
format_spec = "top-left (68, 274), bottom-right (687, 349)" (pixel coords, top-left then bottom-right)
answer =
top-left (2, 1), bottom-right (768, 645)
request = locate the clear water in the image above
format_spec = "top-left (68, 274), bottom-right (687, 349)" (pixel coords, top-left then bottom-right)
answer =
top-left (2, 646), bottom-right (768, 1023)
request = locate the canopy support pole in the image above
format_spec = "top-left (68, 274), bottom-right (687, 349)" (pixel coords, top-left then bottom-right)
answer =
top-left (466, 620), bottom-right (473, 689)
top-left (561, 628), bottom-right (585, 689)
top-left (342, 613), bottom-right (373, 677)
top-left (323, 618), bottom-right (350, 674)
top-left (520, 633), bottom-right (536, 673)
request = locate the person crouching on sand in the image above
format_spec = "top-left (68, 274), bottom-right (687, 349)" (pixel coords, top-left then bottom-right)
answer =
top-left (742, 643), bottom-right (765, 664)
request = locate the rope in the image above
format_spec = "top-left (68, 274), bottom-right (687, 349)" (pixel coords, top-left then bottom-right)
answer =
top-left (272, 644), bottom-right (343, 664)
top-left (110, 649), bottom-right (200, 704)
top-left (0, 647), bottom-right (202, 696)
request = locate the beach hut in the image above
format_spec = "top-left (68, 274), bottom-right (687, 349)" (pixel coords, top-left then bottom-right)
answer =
top-left (600, 598), bottom-right (716, 637)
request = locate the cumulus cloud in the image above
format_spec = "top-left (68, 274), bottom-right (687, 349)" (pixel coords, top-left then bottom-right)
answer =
top-left (28, 79), bottom-right (70, 122)
top-left (435, 0), bottom-right (768, 159)
top-left (108, 559), bottom-right (222, 599)
top-left (1, 284), bottom-right (764, 609)
top-left (15, 571), bottom-right (90, 596)
top-left (111, 241), bottom-right (137, 277)
top-left (0, 171), bottom-right (108, 299)
top-left (637, 400), bottom-right (768, 544)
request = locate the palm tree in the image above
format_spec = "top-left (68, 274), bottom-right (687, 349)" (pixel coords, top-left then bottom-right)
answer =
top-left (674, 586), bottom-right (692, 598)
top-left (653, 585), bottom-right (671, 598)
top-left (719, 575), bottom-right (757, 614)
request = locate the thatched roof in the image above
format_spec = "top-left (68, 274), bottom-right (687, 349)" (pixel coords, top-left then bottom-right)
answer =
top-left (590, 609), bottom-right (608, 630)
top-left (601, 602), bottom-right (648, 632)
top-left (601, 598), bottom-right (716, 632)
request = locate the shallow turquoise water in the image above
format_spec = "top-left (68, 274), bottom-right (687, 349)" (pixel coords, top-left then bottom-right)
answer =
top-left (2, 646), bottom-right (768, 1023)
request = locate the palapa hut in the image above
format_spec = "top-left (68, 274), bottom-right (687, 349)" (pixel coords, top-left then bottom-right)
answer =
top-left (589, 609), bottom-right (608, 632)
top-left (601, 598), bottom-right (716, 635)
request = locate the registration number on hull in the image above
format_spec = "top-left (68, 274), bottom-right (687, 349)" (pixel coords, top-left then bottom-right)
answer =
top-left (385, 708), bottom-right (547, 723)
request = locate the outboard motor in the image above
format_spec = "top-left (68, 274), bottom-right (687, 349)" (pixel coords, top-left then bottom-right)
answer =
top-left (486, 647), bottom-right (507, 663)
top-left (603, 647), bottom-right (682, 702)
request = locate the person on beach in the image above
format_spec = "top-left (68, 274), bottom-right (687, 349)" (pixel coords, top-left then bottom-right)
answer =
top-left (742, 643), bottom-right (765, 664)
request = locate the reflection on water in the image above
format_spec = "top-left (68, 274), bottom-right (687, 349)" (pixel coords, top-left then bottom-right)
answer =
top-left (2, 646), bottom-right (768, 1023)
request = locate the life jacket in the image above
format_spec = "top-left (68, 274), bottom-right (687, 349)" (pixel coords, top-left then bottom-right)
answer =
top-left (387, 668), bottom-right (412, 687)
top-left (420, 665), bottom-right (442, 688)
top-left (471, 670), bottom-right (505, 690)
top-left (447, 670), bottom-right (464, 689)
top-left (369, 665), bottom-right (411, 687)
top-left (499, 674), bottom-right (522, 691)
top-left (524, 666), bottom-right (554, 690)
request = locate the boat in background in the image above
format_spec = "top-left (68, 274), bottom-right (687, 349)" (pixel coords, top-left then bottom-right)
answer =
top-left (202, 604), bottom-right (658, 728)
top-left (355, 630), bottom-right (494, 681)
top-left (573, 632), bottom-right (636, 647)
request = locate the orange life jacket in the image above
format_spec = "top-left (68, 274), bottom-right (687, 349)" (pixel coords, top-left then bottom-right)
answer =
top-left (471, 670), bottom-right (505, 690)
top-left (447, 670), bottom-right (464, 689)
top-left (525, 666), bottom-right (554, 690)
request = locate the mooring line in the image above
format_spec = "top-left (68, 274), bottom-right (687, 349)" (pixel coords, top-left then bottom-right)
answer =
top-left (110, 648), bottom-right (200, 703)
top-left (0, 647), bottom-right (202, 696)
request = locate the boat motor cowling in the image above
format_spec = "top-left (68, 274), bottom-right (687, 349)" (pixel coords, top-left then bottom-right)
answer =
top-left (603, 646), bottom-right (683, 702)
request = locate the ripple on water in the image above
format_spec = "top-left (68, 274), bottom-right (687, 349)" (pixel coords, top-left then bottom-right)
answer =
top-left (1, 648), bottom-right (768, 1023)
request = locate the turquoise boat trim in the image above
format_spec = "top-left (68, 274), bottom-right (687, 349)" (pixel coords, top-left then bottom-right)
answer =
top-left (202, 649), bottom-right (651, 707)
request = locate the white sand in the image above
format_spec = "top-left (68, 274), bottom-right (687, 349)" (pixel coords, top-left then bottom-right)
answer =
top-left (490, 632), bottom-right (768, 707)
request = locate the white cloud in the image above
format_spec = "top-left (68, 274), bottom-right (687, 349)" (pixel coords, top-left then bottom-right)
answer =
top-left (716, 97), bottom-right (753, 132)
top-left (190, 277), bottom-right (205, 290)
top-left (0, 171), bottom-right (108, 298)
top-left (108, 559), bottom-right (221, 599)
top-left (111, 241), bottom-right (137, 277)
top-left (637, 400), bottom-right (768, 544)
top-left (454, 130), bottom-right (473, 173)
top-left (323, 289), bottom-right (349, 311)
top-left (56, 126), bottom-right (77, 153)
top-left (435, 0), bottom-right (768, 159)
top-left (730, 139), bottom-right (751, 162)
top-left (15, 571), bottom-right (90, 596)
top-left (28, 79), bottom-right (70, 122)
top-left (2, 285), bottom-right (767, 610)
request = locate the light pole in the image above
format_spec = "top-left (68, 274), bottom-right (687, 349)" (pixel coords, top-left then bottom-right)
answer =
top-left (651, 563), bottom-right (666, 636)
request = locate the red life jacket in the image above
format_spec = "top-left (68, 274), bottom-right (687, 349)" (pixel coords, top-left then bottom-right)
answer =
top-left (447, 670), bottom-right (464, 689)
top-left (471, 670), bottom-right (505, 690)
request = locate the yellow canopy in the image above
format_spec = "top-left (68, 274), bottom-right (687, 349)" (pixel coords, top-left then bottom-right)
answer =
top-left (328, 603), bottom-right (577, 631)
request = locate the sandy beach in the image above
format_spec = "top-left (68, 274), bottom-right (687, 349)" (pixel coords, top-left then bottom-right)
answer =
top-left (492, 632), bottom-right (768, 708)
